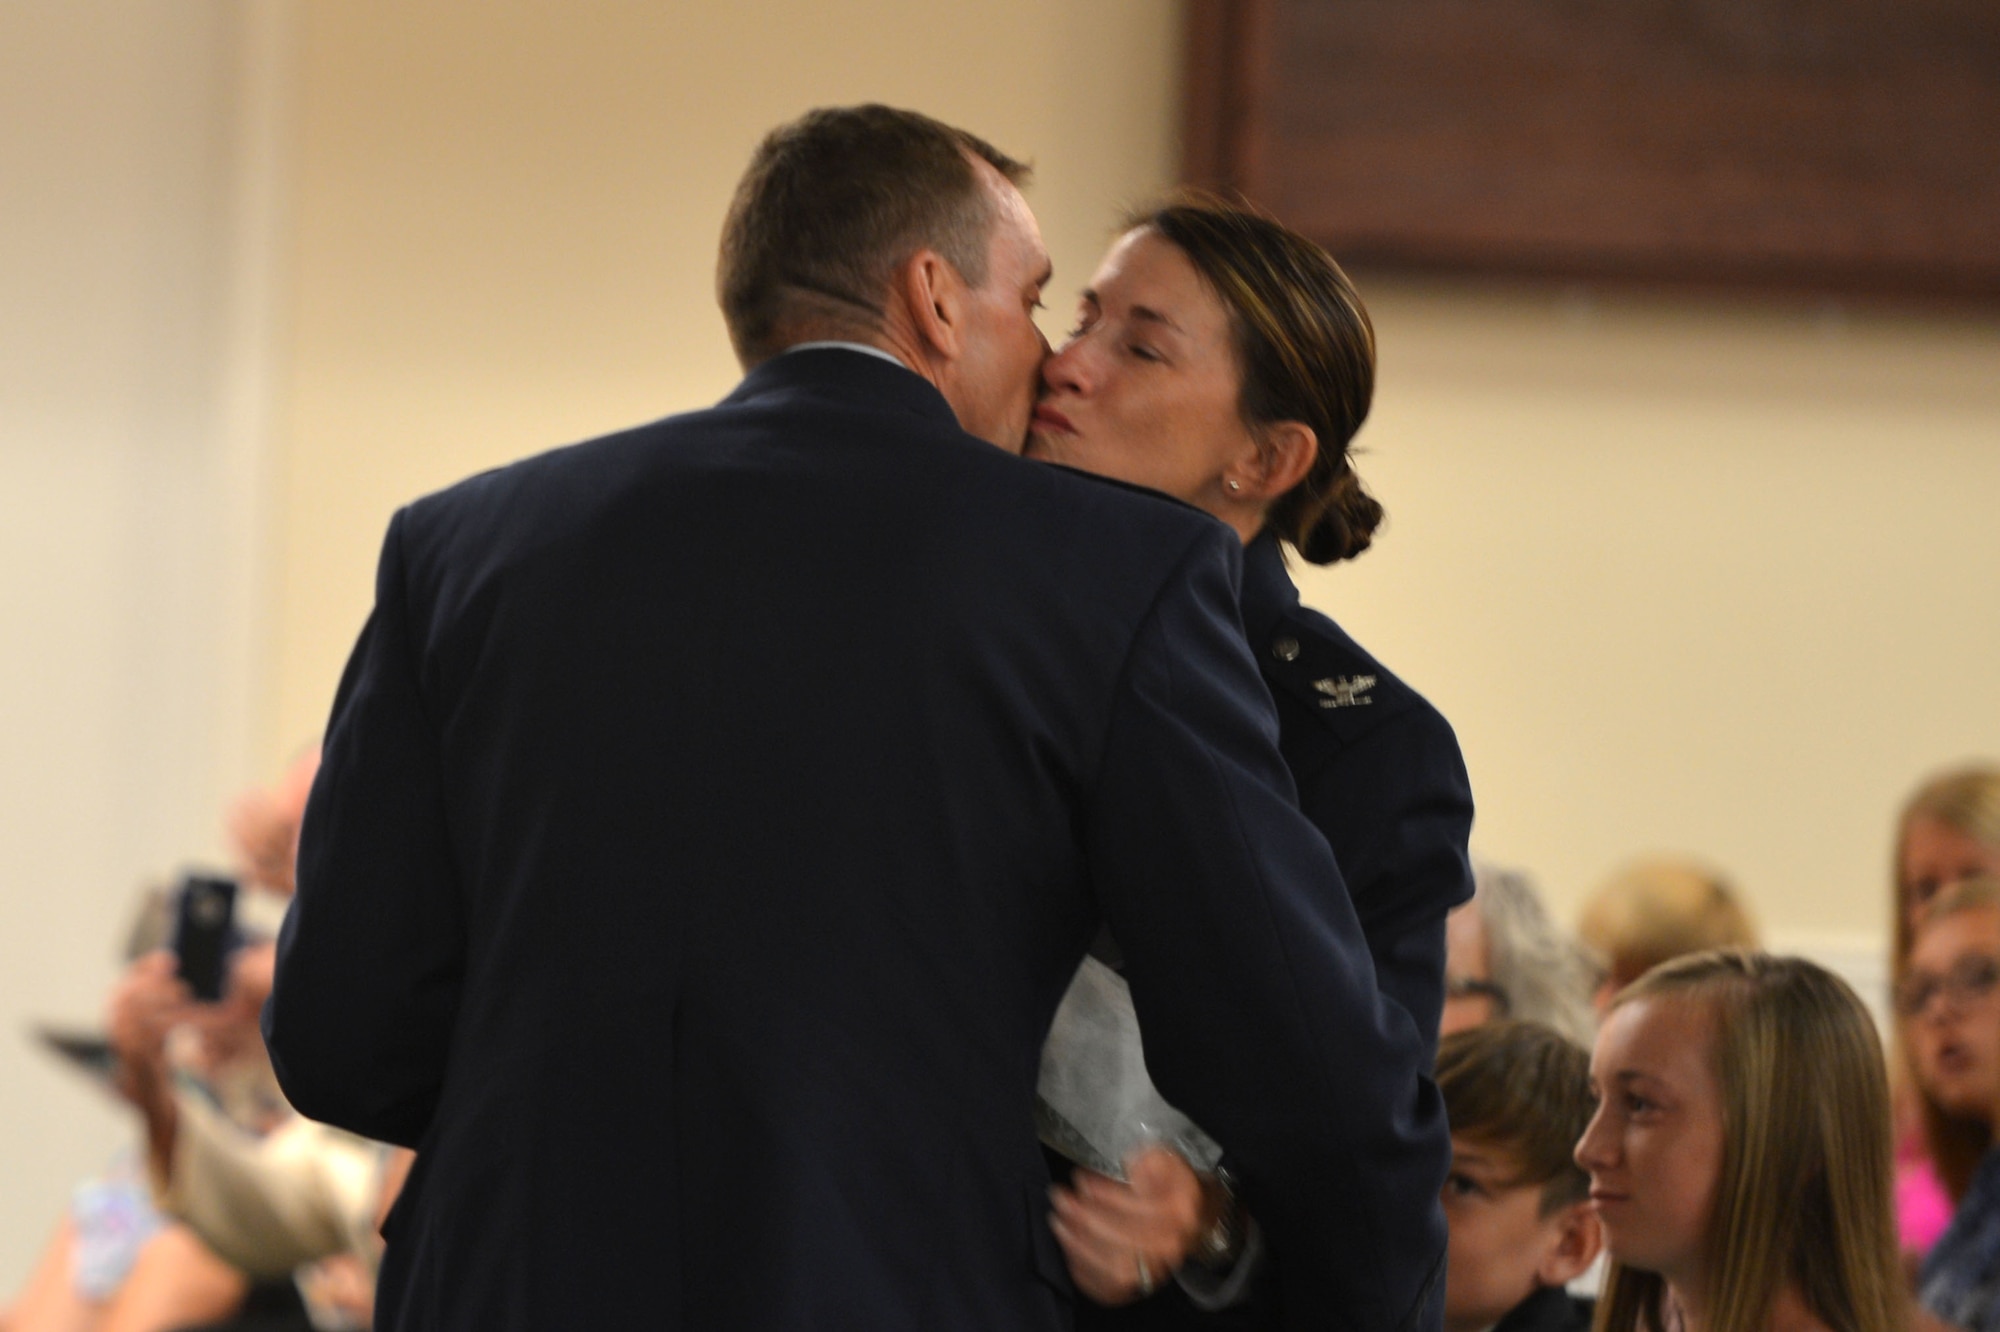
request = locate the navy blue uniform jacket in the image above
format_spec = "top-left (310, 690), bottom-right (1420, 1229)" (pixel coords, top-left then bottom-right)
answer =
top-left (264, 350), bottom-right (1447, 1332)
top-left (1073, 537), bottom-right (1473, 1332)
top-left (1239, 533), bottom-right (1476, 1060)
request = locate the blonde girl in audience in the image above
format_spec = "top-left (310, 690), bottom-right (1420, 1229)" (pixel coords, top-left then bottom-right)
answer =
top-left (1577, 950), bottom-right (1902, 1332)
top-left (1892, 767), bottom-right (2000, 1258)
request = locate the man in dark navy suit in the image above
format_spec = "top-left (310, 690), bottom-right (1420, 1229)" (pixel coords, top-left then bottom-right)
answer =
top-left (264, 105), bottom-right (1445, 1332)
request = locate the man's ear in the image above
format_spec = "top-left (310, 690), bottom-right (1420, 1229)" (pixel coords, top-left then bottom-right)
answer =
top-left (896, 248), bottom-right (968, 363)
top-left (1535, 1199), bottom-right (1602, 1289)
top-left (1239, 421), bottom-right (1318, 502)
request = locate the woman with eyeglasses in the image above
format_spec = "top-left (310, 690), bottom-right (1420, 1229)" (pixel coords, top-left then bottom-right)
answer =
top-left (1893, 769), bottom-right (2000, 1263)
top-left (1902, 876), bottom-right (2000, 1331)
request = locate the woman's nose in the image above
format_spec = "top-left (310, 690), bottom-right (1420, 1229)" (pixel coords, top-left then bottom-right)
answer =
top-left (1041, 337), bottom-right (1093, 396)
top-left (1574, 1104), bottom-right (1614, 1172)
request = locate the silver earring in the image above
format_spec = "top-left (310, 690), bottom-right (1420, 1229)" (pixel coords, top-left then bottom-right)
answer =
top-left (1225, 478), bottom-right (1242, 493)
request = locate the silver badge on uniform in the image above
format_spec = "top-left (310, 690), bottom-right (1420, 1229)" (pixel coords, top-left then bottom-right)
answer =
top-left (1312, 674), bottom-right (1376, 708)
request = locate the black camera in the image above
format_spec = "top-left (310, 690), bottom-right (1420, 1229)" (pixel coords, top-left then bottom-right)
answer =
top-left (172, 873), bottom-right (239, 1001)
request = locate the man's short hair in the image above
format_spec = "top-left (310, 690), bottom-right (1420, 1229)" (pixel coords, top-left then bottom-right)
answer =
top-left (1437, 1020), bottom-right (1594, 1214)
top-left (716, 104), bottom-right (1031, 366)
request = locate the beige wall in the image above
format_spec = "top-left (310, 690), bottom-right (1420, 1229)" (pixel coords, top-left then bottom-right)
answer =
top-left (268, 1), bottom-right (2000, 950)
top-left (1297, 282), bottom-right (2000, 943)
top-left (0, 0), bottom-right (290, 1293)
top-left (269, 0), bottom-right (1184, 757)
top-left (7, 0), bottom-right (1998, 1296)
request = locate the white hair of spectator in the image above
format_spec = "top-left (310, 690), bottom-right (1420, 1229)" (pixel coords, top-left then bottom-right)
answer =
top-left (1472, 860), bottom-right (1602, 1046)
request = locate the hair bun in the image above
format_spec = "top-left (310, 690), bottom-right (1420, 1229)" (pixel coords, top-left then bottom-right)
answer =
top-left (1298, 467), bottom-right (1383, 565)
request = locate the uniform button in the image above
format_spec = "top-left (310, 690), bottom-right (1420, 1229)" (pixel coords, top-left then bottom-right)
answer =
top-left (1271, 635), bottom-right (1301, 662)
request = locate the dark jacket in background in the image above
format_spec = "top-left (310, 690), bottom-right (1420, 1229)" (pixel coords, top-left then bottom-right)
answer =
top-left (1492, 1287), bottom-right (1595, 1332)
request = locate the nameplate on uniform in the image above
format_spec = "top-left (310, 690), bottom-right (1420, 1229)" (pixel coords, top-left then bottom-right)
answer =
top-left (1312, 674), bottom-right (1376, 708)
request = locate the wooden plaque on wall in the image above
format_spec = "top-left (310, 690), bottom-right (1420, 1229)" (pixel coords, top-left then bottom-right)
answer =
top-left (1183, 0), bottom-right (2000, 300)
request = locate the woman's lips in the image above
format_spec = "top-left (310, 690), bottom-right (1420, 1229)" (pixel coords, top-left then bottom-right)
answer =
top-left (1031, 404), bottom-right (1076, 434)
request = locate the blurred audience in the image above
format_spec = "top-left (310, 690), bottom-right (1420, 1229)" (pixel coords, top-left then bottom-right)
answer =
top-left (1442, 861), bottom-right (1599, 1047)
top-left (1437, 1021), bottom-right (1600, 1332)
top-left (0, 747), bottom-right (394, 1332)
top-left (1893, 767), bottom-right (2000, 1260)
top-left (1576, 857), bottom-right (1758, 1016)
top-left (1579, 950), bottom-right (1902, 1332)
top-left (9, 735), bottom-right (1987, 1332)
top-left (1909, 878), bottom-right (2000, 1332)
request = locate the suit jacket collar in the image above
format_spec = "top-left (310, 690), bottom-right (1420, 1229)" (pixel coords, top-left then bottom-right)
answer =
top-left (723, 346), bottom-right (963, 434)
top-left (1239, 531), bottom-right (1301, 646)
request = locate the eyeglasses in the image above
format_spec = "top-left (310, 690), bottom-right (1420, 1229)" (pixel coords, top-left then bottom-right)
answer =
top-left (1445, 974), bottom-right (1510, 1015)
top-left (1895, 955), bottom-right (2000, 1020)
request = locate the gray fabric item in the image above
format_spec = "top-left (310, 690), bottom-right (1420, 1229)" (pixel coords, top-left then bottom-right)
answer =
top-left (1036, 957), bottom-right (1222, 1180)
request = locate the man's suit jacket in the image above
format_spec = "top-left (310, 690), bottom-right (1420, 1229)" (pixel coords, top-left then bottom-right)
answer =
top-left (264, 349), bottom-right (1446, 1332)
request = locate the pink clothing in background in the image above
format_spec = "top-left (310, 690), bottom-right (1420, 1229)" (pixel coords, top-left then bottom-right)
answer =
top-left (1901, 1142), bottom-right (1956, 1255)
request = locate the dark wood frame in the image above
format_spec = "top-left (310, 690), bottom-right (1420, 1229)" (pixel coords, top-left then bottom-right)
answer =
top-left (1181, 0), bottom-right (2000, 303)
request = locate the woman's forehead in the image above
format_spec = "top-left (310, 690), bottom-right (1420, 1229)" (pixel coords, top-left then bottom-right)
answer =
top-left (1598, 992), bottom-right (1716, 1072)
top-left (1089, 232), bottom-right (1230, 329)
top-left (1912, 904), bottom-right (2000, 962)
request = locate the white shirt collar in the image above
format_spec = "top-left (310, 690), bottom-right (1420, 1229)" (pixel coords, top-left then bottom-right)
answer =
top-left (782, 340), bottom-right (909, 371)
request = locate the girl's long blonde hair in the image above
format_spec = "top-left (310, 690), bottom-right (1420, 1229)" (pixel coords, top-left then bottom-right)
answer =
top-left (1593, 951), bottom-right (1903, 1332)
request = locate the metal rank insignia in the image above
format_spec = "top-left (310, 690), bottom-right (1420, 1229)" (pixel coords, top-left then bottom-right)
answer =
top-left (1312, 674), bottom-right (1377, 709)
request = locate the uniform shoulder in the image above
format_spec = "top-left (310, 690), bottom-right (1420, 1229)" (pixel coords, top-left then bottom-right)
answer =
top-left (1029, 461), bottom-right (1227, 539)
top-left (991, 461), bottom-right (1241, 599)
top-left (1257, 603), bottom-right (1444, 746)
top-left (394, 416), bottom-right (684, 555)
top-left (406, 417), bottom-right (671, 513)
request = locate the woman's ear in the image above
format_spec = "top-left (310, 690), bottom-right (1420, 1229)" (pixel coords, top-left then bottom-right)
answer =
top-left (897, 249), bottom-right (967, 362)
top-left (1243, 421), bottom-right (1318, 502)
top-left (1535, 1199), bottom-right (1603, 1289)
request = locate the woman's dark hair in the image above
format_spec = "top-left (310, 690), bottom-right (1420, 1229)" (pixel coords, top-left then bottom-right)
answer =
top-left (1129, 196), bottom-right (1382, 564)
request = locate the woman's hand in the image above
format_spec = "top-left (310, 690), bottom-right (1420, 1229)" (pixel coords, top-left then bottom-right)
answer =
top-left (1048, 1145), bottom-right (1208, 1305)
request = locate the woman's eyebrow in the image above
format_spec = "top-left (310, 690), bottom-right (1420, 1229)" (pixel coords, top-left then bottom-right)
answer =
top-left (1129, 304), bottom-right (1183, 334)
top-left (1610, 1068), bottom-right (1668, 1091)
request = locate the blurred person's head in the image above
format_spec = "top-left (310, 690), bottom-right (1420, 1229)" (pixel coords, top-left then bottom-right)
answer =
top-left (1900, 878), bottom-right (2000, 1129)
top-left (1577, 857), bottom-right (1757, 1014)
top-left (1578, 951), bottom-right (1899, 1332)
top-left (716, 104), bottom-right (1046, 449)
top-left (1436, 1021), bottom-right (1600, 1332)
top-left (1893, 765), bottom-right (2000, 971)
top-left (227, 744), bottom-right (322, 896)
top-left (1888, 767), bottom-right (2000, 1204)
top-left (1026, 196), bottom-right (1382, 558)
top-left (1441, 861), bottom-right (1599, 1047)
